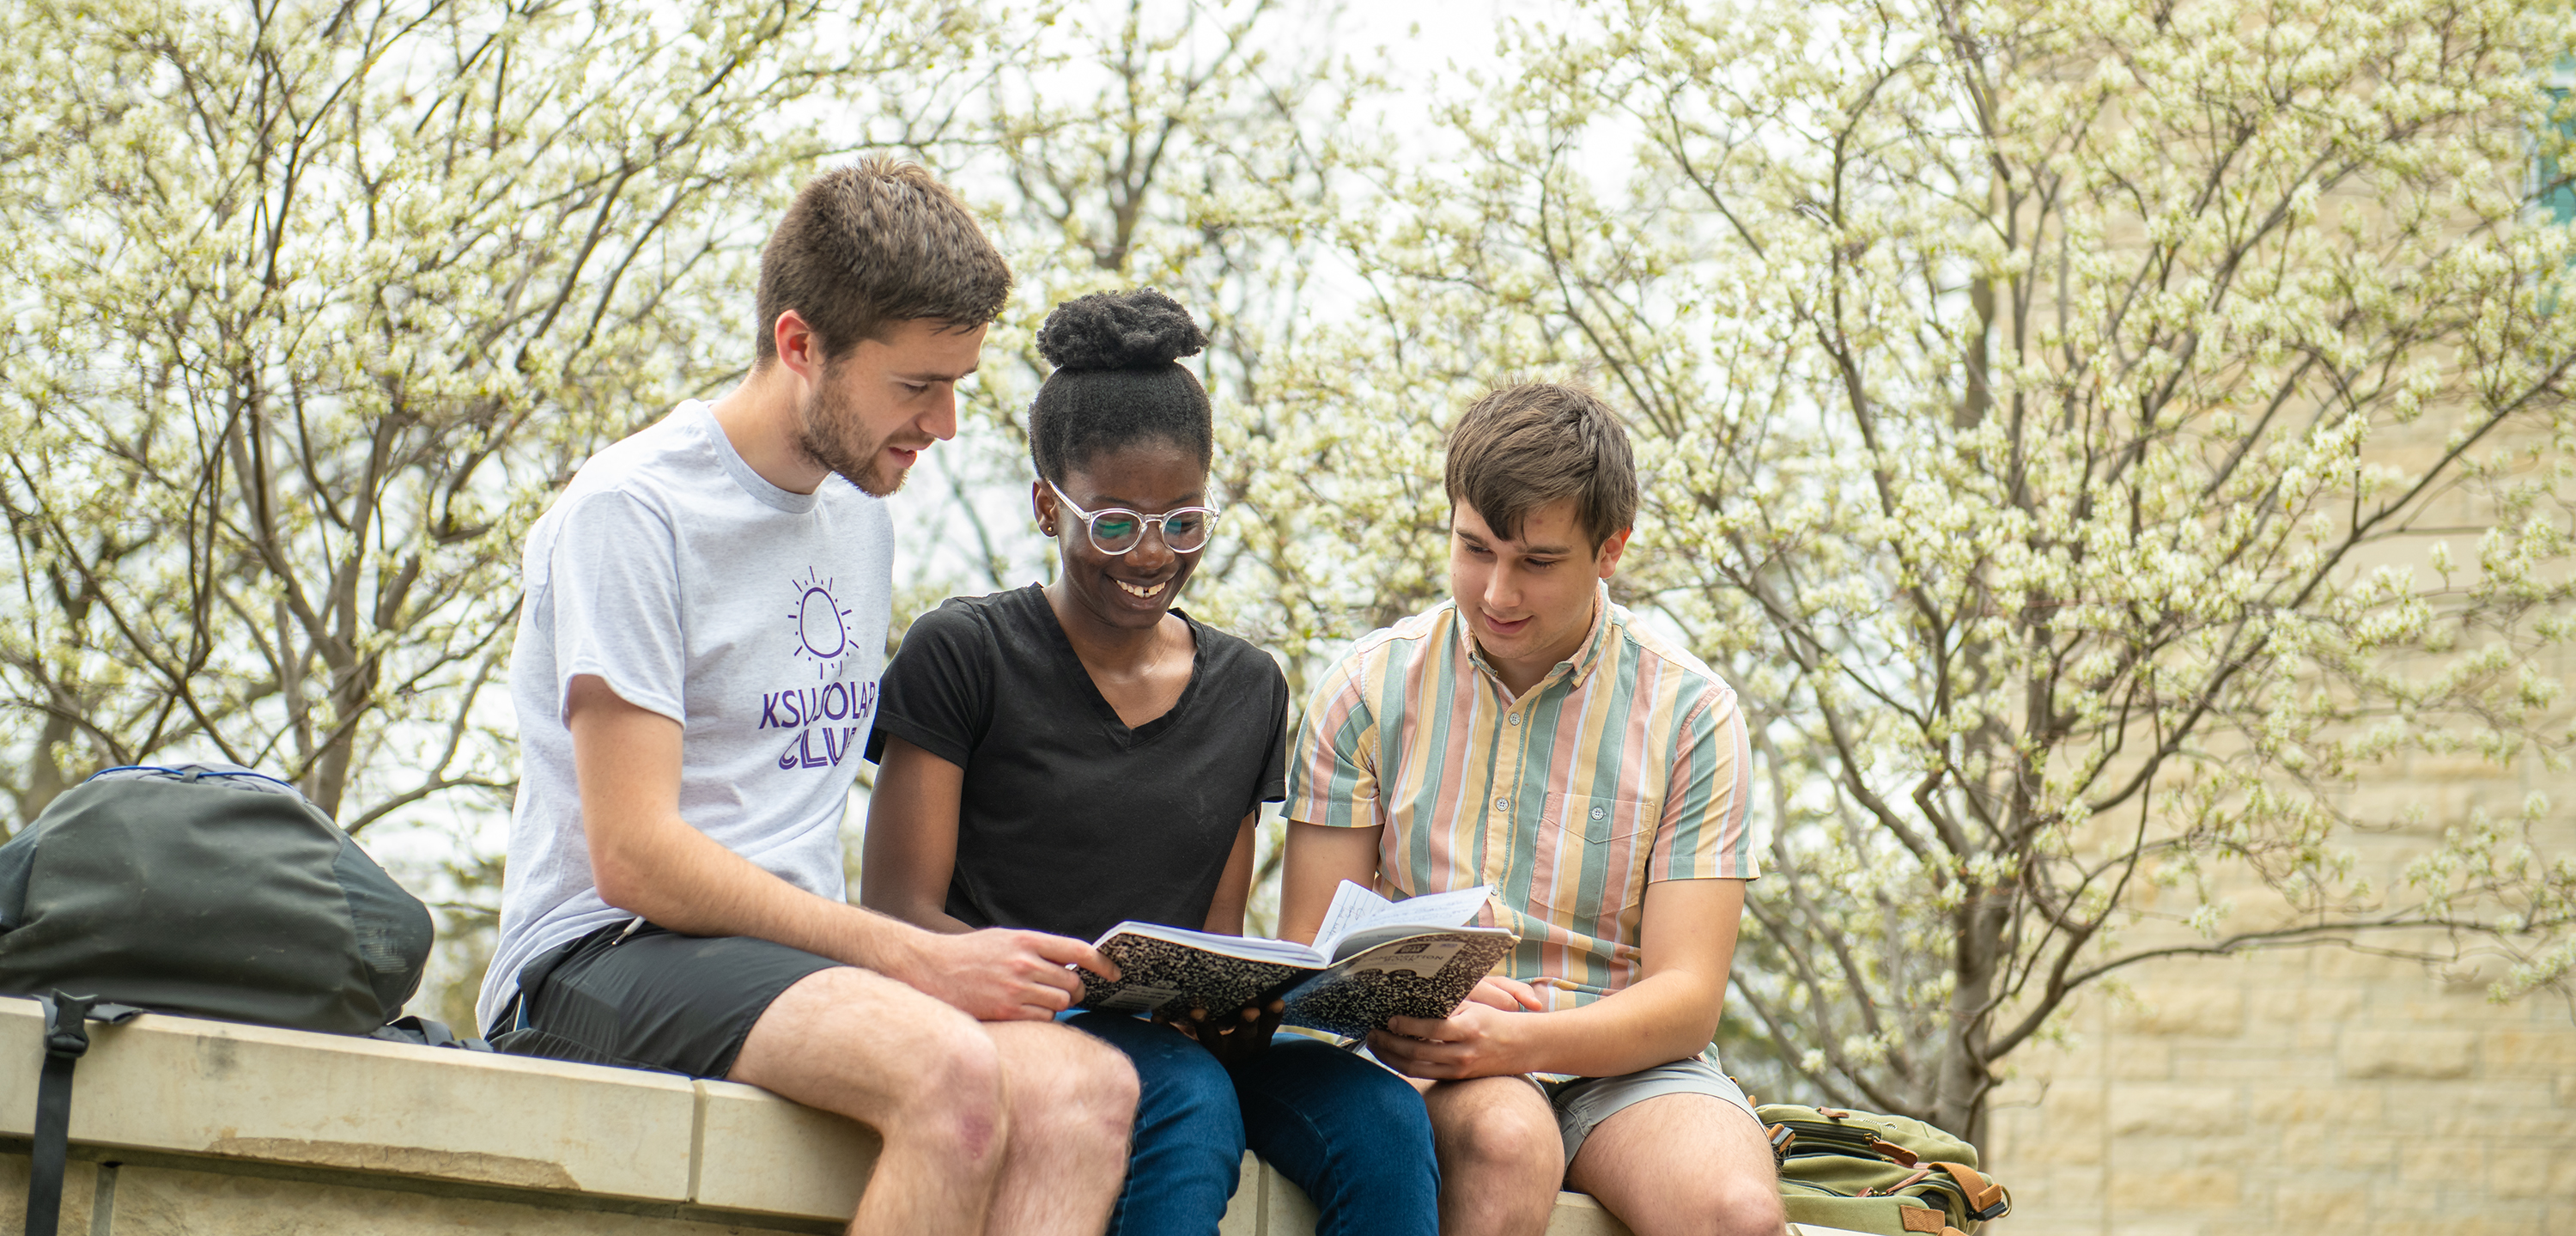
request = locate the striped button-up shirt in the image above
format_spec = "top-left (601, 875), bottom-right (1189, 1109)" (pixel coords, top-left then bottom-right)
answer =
top-left (1285, 585), bottom-right (1758, 1009)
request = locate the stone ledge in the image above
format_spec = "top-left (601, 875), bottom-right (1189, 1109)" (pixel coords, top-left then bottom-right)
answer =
top-left (0, 998), bottom-right (1840, 1235)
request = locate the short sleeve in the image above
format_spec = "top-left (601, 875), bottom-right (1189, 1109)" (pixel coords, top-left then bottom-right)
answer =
top-left (542, 491), bottom-right (687, 726)
top-left (865, 601), bottom-right (993, 769)
top-left (1283, 653), bottom-right (1380, 829)
top-left (1650, 683), bottom-right (1761, 881)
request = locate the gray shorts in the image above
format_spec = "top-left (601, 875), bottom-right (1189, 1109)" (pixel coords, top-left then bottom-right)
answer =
top-left (1528, 1049), bottom-right (1761, 1165)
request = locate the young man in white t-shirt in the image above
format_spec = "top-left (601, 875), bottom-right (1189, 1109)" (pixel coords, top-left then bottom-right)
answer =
top-left (478, 159), bottom-right (1136, 1236)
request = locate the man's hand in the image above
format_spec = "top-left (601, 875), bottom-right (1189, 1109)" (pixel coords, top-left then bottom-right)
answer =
top-left (1369, 999), bottom-right (1534, 1080)
top-left (892, 928), bottom-right (1122, 1022)
top-left (1158, 998), bottom-right (1285, 1066)
top-left (1466, 974), bottom-right (1546, 1012)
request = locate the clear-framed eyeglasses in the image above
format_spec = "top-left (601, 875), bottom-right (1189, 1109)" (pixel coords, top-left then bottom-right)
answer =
top-left (1046, 479), bottom-right (1221, 555)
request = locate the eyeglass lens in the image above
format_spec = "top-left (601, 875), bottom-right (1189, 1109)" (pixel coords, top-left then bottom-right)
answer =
top-left (1087, 508), bottom-right (1212, 553)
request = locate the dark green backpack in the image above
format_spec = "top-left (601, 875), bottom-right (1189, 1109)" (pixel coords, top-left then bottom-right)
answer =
top-left (1759, 1104), bottom-right (2013, 1236)
top-left (0, 764), bottom-right (443, 1236)
top-left (0, 764), bottom-right (433, 1029)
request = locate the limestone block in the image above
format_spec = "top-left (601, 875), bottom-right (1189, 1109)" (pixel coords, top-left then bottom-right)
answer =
top-left (2313, 947), bottom-right (2425, 982)
top-left (688, 1079), bottom-right (878, 1220)
top-left (1542, 1192), bottom-right (1635, 1236)
top-left (1217, 1153), bottom-right (1262, 1236)
top-left (0, 997), bottom-right (696, 1201)
top-left (2484, 1147), bottom-right (2557, 1200)
top-left (2087, 1214), bottom-right (2202, 1236)
top-left (2271, 1182), bottom-right (2372, 1227)
top-left (2024, 1129), bottom-right (2102, 1167)
top-left (2373, 1218), bottom-right (2544, 1236)
top-left (2482, 1030), bottom-right (2576, 1072)
top-left (2398, 1139), bottom-right (2483, 1185)
top-left (2116, 988), bottom-right (2245, 1037)
top-left (2108, 1039), bottom-right (2174, 1081)
top-left (2275, 1122), bottom-right (2325, 1166)
top-left (2389, 1082), bottom-right (2557, 1115)
top-left (2251, 1085), bottom-right (2383, 1125)
top-left (0, 1153), bottom-right (102, 1236)
top-left (2110, 1085), bottom-right (2242, 1137)
top-left (2172, 1053), bottom-right (2333, 1084)
top-left (96, 1164), bottom-right (770, 1236)
top-left (2106, 1167), bottom-right (2240, 1212)
top-left (2337, 1029), bottom-right (2475, 1080)
top-left (2329, 1136), bottom-right (2402, 1172)
top-left (1258, 1162), bottom-right (1321, 1235)
top-left (2252, 986), bottom-right (2362, 1025)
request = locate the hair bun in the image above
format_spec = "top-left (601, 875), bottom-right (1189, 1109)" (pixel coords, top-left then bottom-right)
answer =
top-left (1035, 289), bottom-right (1206, 372)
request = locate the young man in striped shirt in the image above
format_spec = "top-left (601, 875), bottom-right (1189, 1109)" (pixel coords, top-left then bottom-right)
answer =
top-left (1280, 382), bottom-right (1782, 1236)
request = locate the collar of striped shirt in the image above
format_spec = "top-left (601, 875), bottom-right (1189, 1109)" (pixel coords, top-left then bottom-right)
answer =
top-left (1456, 581), bottom-right (1616, 698)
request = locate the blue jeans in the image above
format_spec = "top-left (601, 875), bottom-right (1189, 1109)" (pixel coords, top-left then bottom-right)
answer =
top-left (1066, 1012), bottom-right (1438, 1236)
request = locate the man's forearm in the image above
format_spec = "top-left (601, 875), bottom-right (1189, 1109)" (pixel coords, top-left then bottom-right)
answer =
top-left (1493, 971), bottom-right (1727, 1077)
top-left (1279, 820), bottom-right (1383, 943)
top-left (592, 808), bottom-right (933, 978)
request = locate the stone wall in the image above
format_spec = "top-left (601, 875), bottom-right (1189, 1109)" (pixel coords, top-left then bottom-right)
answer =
top-left (0, 997), bottom-right (1649, 1236)
top-left (1983, 748), bottom-right (2576, 1235)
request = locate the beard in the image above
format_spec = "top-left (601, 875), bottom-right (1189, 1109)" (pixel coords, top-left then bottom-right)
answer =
top-left (793, 371), bottom-right (905, 496)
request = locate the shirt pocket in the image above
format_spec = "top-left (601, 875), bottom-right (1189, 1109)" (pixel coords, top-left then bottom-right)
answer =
top-left (1526, 792), bottom-right (1656, 923)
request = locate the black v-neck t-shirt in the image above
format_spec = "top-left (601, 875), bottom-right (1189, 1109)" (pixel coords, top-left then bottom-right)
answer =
top-left (865, 585), bottom-right (1288, 942)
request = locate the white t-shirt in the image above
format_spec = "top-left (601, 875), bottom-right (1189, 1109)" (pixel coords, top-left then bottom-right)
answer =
top-left (477, 401), bottom-right (893, 1032)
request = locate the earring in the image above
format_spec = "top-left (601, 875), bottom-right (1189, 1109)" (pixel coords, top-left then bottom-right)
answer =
top-left (1042, 523), bottom-right (1057, 536)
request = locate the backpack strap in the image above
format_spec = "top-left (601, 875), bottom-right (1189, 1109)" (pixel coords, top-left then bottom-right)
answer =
top-left (1926, 1161), bottom-right (2011, 1221)
top-left (26, 993), bottom-right (141, 1236)
top-left (368, 1014), bottom-right (494, 1052)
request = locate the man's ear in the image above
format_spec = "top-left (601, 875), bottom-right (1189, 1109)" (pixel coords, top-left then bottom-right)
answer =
top-left (771, 309), bottom-right (823, 384)
top-left (1595, 527), bottom-right (1633, 578)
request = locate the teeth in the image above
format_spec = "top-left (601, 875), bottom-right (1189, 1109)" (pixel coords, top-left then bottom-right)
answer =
top-left (1116, 580), bottom-right (1165, 599)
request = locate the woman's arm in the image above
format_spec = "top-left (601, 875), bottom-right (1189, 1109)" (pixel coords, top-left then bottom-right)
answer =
top-left (860, 734), bottom-right (977, 935)
top-left (1199, 812), bottom-right (1259, 935)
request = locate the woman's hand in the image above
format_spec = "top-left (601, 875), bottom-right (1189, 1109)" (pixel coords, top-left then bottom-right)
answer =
top-left (1157, 998), bottom-right (1286, 1066)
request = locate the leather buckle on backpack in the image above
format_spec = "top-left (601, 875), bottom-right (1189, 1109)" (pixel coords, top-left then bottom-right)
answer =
top-left (1765, 1123), bottom-right (1795, 1165)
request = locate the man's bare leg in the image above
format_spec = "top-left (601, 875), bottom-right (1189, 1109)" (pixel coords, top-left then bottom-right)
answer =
top-left (728, 967), bottom-right (1021, 1236)
top-left (1415, 1076), bottom-right (1563, 1236)
top-left (1564, 1093), bottom-right (1784, 1236)
top-left (977, 1020), bottom-right (1135, 1236)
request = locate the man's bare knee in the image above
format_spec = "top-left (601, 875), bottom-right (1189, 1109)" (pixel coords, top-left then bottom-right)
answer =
top-left (1430, 1081), bottom-right (1561, 1175)
top-left (988, 1021), bottom-right (1138, 1146)
top-left (734, 968), bottom-right (1011, 1166)
top-left (1713, 1181), bottom-right (1784, 1236)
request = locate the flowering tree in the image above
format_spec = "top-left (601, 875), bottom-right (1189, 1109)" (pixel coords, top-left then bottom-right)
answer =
top-left (908, 0), bottom-right (1364, 649)
top-left (0, 0), bottom-right (995, 832)
top-left (1232, 0), bottom-right (2576, 1139)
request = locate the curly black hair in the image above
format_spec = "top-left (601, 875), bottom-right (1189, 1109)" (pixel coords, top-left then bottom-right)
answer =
top-left (1028, 289), bottom-right (1213, 484)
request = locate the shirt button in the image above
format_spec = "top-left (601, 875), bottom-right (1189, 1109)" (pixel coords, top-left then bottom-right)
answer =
top-left (1589, 806), bottom-right (1607, 820)
top-left (1493, 796), bottom-right (1510, 812)
top-left (1507, 713), bottom-right (1522, 726)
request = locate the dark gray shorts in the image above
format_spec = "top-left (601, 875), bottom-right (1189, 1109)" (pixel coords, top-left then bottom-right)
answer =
top-left (485, 920), bottom-right (841, 1079)
top-left (1533, 1050), bottom-right (1761, 1165)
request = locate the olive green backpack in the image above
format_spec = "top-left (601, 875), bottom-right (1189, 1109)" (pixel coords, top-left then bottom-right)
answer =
top-left (1757, 1104), bottom-right (2012, 1236)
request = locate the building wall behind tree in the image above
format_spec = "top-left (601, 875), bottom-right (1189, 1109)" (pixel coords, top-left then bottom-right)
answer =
top-left (1985, 751), bottom-right (2576, 1234)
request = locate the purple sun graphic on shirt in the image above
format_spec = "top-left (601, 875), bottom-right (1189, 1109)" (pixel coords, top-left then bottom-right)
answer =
top-left (787, 569), bottom-right (854, 680)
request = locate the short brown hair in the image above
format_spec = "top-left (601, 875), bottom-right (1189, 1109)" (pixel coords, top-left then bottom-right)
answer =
top-left (751, 158), bottom-right (1012, 366)
top-left (1444, 381), bottom-right (1637, 551)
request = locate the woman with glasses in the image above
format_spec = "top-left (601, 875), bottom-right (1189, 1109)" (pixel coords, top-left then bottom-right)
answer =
top-left (860, 289), bottom-right (1437, 1236)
